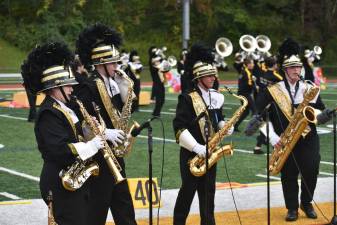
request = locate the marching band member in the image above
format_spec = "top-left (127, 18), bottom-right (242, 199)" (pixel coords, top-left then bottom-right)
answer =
top-left (74, 23), bottom-right (137, 225)
top-left (253, 56), bottom-right (283, 154)
top-left (233, 57), bottom-right (257, 132)
top-left (124, 50), bottom-right (142, 112)
top-left (256, 38), bottom-right (332, 221)
top-left (22, 42), bottom-right (103, 225)
top-left (173, 43), bottom-right (233, 225)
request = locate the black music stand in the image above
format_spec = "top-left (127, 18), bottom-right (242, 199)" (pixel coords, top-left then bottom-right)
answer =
top-left (266, 110), bottom-right (271, 225)
top-left (147, 124), bottom-right (154, 225)
top-left (328, 111), bottom-right (337, 225)
top-left (204, 115), bottom-right (210, 225)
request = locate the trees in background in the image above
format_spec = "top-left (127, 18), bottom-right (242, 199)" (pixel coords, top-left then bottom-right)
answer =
top-left (0, 0), bottom-right (336, 64)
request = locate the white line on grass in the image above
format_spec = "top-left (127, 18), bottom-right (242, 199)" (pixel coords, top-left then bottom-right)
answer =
top-left (256, 174), bottom-right (281, 181)
top-left (0, 114), bottom-right (26, 120)
top-left (0, 192), bottom-right (21, 200)
top-left (0, 167), bottom-right (40, 182)
top-left (319, 171), bottom-right (333, 176)
top-left (0, 144), bottom-right (4, 149)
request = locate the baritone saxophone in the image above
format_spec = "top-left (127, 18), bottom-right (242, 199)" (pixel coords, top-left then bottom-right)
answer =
top-left (189, 87), bottom-right (248, 177)
top-left (269, 84), bottom-right (319, 175)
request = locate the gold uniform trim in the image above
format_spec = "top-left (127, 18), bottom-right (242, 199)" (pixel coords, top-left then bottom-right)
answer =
top-left (175, 128), bottom-right (186, 143)
top-left (67, 143), bottom-right (78, 155)
top-left (95, 78), bottom-right (121, 128)
top-left (43, 66), bottom-right (65, 75)
top-left (52, 102), bottom-right (79, 155)
top-left (41, 72), bottom-right (69, 82)
top-left (189, 91), bottom-right (214, 142)
top-left (244, 67), bottom-right (253, 86)
top-left (91, 52), bottom-right (113, 59)
top-left (267, 83), bottom-right (311, 136)
top-left (273, 71), bottom-right (283, 81)
top-left (92, 45), bottom-right (112, 52)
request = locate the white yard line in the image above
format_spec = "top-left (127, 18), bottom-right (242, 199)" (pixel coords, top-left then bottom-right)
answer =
top-left (0, 114), bottom-right (26, 120)
top-left (0, 192), bottom-right (21, 200)
top-left (319, 171), bottom-right (334, 176)
top-left (255, 174), bottom-right (281, 181)
top-left (0, 167), bottom-right (40, 182)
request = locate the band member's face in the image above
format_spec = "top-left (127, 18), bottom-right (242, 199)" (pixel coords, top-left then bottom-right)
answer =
top-left (246, 61), bottom-right (254, 70)
top-left (106, 62), bottom-right (118, 77)
top-left (285, 66), bottom-right (302, 84)
top-left (50, 85), bottom-right (73, 103)
top-left (198, 75), bottom-right (216, 90)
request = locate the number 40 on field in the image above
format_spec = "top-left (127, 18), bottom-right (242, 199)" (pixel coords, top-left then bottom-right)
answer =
top-left (128, 178), bottom-right (162, 209)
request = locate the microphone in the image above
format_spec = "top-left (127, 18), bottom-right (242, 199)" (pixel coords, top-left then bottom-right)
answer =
top-left (244, 103), bottom-right (271, 136)
top-left (244, 114), bottom-right (264, 136)
top-left (131, 117), bottom-right (156, 137)
top-left (317, 108), bottom-right (336, 125)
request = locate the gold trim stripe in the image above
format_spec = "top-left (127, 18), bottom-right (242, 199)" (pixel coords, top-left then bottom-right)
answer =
top-left (92, 45), bottom-right (112, 52)
top-left (41, 72), bottom-right (69, 82)
top-left (91, 51), bottom-right (113, 59)
top-left (43, 66), bottom-right (65, 75)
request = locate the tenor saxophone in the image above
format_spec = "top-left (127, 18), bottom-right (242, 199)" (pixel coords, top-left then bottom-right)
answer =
top-left (269, 84), bottom-right (319, 175)
top-left (113, 69), bottom-right (140, 157)
top-left (87, 100), bottom-right (126, 184)
top-left (189, 89), bottom-right (248, 177)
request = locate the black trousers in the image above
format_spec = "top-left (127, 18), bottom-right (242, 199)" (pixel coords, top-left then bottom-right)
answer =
top-left (40, 163), bottom-right (90, 225)
top-left (88, 162), bottom-right (137, 225)
top-left (152, 83), bottom-right (165, 117)
top-left (281, 134), bottom-right (320, 210)
top-left (256, 132), bottom-right (267, 147)
top-left (173, 150), bottom-right (217, 225)
top-left (234, 92), bottom-right (256, 130)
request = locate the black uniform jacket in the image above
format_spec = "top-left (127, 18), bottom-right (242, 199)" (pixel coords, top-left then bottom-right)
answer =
top-left (35, 95), bottom-right (84, 199)
top-left (173, 87), bottom-right (224, 159)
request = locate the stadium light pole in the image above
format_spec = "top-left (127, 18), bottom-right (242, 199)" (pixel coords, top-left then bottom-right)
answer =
top-left (182, 0), bottom-right (190, 49)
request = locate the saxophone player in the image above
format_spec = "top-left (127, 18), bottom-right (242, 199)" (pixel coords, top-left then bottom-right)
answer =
top-left (255, 38), bottom-right (332, 221)
top-left (173, 43), bottom-right (234, 225)
top-left (21, 42), bottom-right (104, 225)
top-left (73, 23), bottom-right (137, 225)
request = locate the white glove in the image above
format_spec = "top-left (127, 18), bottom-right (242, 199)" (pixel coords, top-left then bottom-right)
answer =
top-left (192, 143), bottom-right (206, 158)
top-left (218, 121), bottom-right (234, 136)
top-left (72, 136), bottom-right (104, 161)
top-left (269, 133), bottom-right (281, 147)
top-left (105, 129), bottom-right (125, 147)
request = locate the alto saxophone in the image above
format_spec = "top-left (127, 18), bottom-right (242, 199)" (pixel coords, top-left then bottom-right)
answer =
top-left (189, 88), bottom-right (248, 177)
top-left (47, 191), bottom-right (58, 225)
top-left (88, 100), bottom-right (126, 184)
top-left (269, 84), bottom-right (319, 175)
top-left (113, 69), bottom-right (140, 157)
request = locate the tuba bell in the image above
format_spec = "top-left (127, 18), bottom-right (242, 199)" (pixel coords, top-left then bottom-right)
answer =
top-left (256, 35), bottom-right (271, 53)
top-left (167, 55), bottom-right (177, 67)
top-left (239, 35), bottom-right (257, 53)
top-left (215, 37), bottom-right (233, 57)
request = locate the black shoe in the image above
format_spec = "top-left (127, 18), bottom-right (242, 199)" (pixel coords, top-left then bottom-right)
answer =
top-left (253, 148), bottom-right (264, 154)
top-left (286, 209), bottom-right (298, 221)
top-left (300, 203), bottom-right (317, 219)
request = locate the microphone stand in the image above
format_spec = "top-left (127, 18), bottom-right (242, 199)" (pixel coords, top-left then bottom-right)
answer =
top-left (329, 110), bottom-right (337, 225)
top-left (204, 114), bottom-right (210, 225)
top-left (266, 109), bottom-right (271, 225)
top-left (148, 124), bottom-right (154, 225)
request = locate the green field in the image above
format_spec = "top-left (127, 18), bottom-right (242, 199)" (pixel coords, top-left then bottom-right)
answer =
top-left (0, 85), bottom-right (336, 202)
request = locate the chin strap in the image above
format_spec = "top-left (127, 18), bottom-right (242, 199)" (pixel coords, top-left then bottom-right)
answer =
top-left (59, 87), bottom-right (70, 103)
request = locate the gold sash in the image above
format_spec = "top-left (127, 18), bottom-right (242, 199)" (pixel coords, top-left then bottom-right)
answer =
top-left (95, 78), bottom-right (121, 129)
top-left (189, 91), bottom-right (214, 142)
